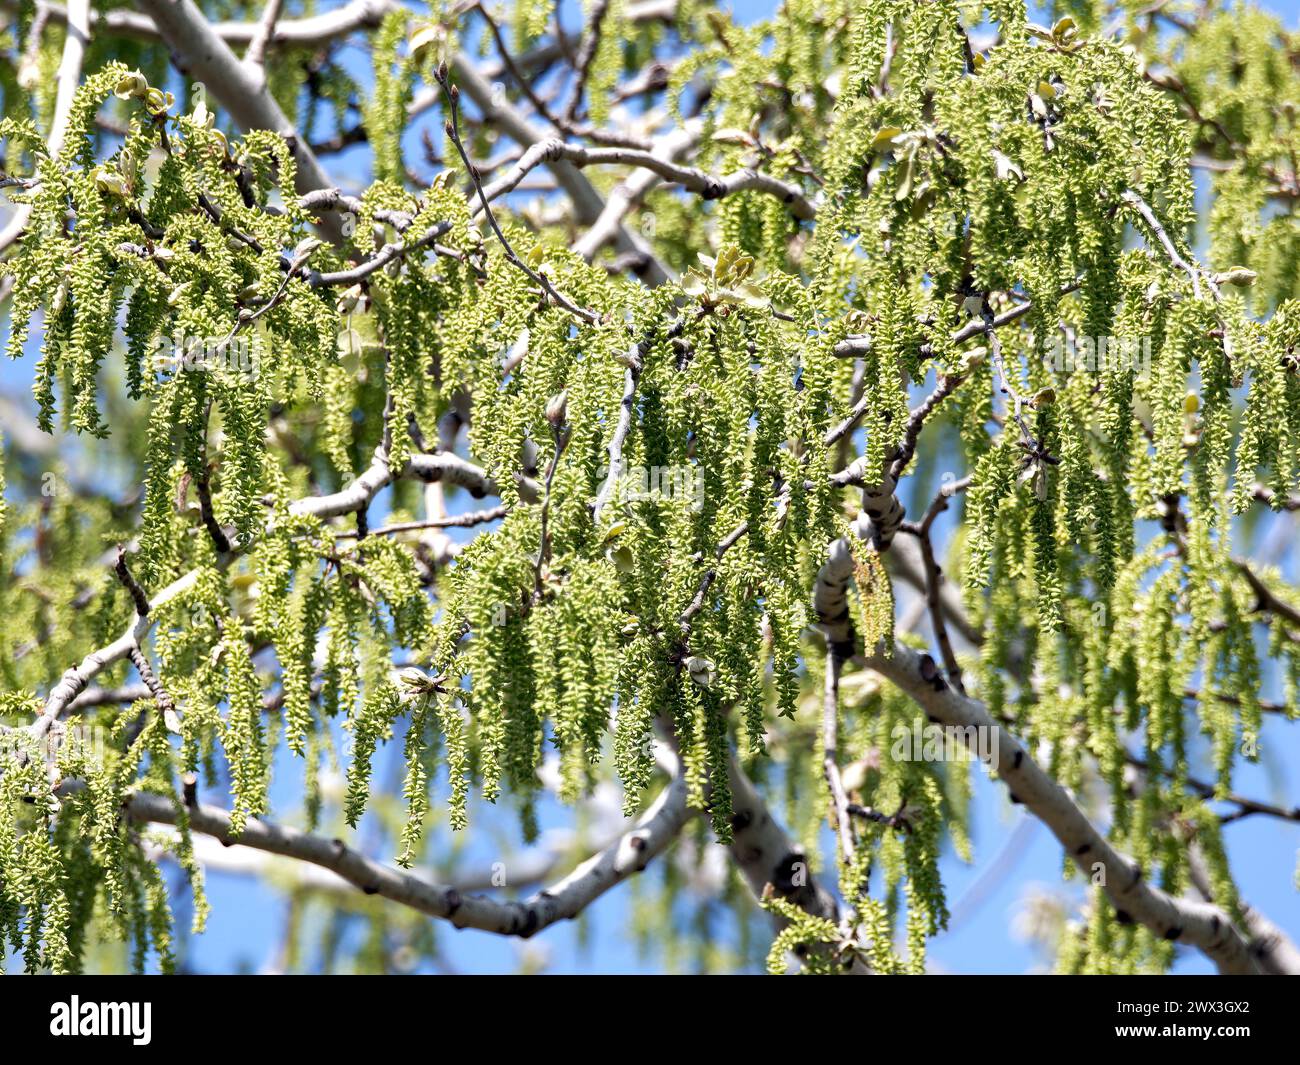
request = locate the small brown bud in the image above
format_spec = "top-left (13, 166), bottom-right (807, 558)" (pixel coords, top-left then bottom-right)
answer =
top-left (545, 390), bottom-right (568, 428)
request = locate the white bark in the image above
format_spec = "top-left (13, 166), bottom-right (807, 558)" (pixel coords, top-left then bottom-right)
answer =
top-left (0, 0), bottom-right (90, 252)
top-left (57, 761), bottom-right (691, 938)
top-left (861, 640), bottom-right (1261, 975)
top-left (132, 0), bottom-right (347, 242)
top-left (18, 0), bottom-right (393, 48)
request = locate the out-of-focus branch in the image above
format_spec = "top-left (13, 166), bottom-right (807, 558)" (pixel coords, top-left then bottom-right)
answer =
top-left (131, 0), bottom-right (347, 243)
top-left (0, 0), bottom-right (90, 253)
top-left (19, 0), bottom-right (394, 48)
top-left (822, 655), bottom-right (858, 865)
top-left (243, 0), bottom-right (284, 69)
top-left (562, 0), bottom-right (611, 123)
top-left (1187, 850), bottom-right (1300, 976)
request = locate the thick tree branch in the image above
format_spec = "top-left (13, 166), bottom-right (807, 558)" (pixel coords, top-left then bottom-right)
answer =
top-left (56, 762), bottom-right (691, 939)
top-left (0, 0), bottom-right (89, 253)
top-left (131, 0), bottom-right (347, 243)
top-left (562, 0), bottom-right (611, 123)
top-left (724, 752), bottom-right (842, 924)
top-left (860, 640), bottom-right (1260, 974)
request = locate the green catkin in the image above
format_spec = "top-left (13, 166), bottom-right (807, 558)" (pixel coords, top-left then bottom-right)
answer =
top-left (345, 681), bottom-right (402, 828)
top-left (222, 618), bottom-right (270, 836)
top-left (366, 14), bottom-right (415, 186)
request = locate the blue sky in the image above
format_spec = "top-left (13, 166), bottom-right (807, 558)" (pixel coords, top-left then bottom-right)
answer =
top-left (1, 0), bottom-right (1298, 974)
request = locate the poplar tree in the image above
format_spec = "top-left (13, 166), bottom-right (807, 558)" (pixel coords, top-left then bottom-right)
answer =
top-left (0, 0), bottom-right (1297, 975)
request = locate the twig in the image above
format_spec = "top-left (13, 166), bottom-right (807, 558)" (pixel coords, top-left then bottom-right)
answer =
top-left (113, 548), bottom-right (151, 618)
top-left (822, 655), bottom-right (858, 865)
top-left (832, 279), bottom-right (1083, 358)
top-left (887, 371), bottom-right (966, 482)
top-left (533, 420), bottom-right (570, 600)
top-left (1121, 189), bottom-right (1207, 300)
top-left (334, 506), bottom-right (509, 539)
top-left (570, 125), bottom-right (700, 262)
top-left (244, 0), bottom-right (284, 69)
top-left (1125, 753), bottom-right (1300, 826)
top-left (1236, 559), bottom-right (1300, 629)
top-left (17, 449), bottom-right (499, 751)
top-left (131, 0), bottom-right (348, 243)
top-left (899, 476), bottom-right (972, 693)
top-left (308, 221), bottom-right (453, 287)
top-left (435, 66), bottom-right (601, 324)
top-left (677, 520), bottom-right (751, 639)
top-left (193, 463), bottom-right (232, 554)
top-left (446, 49), bottom-right (669, 284)
top-left (846, 799), bottom-right (912, 831)
top-left (1183, 687), bottom-right (1292, 718)
top-left (562, 0), bottom-right (611, 123)
top-left (127, 645), bottom-right (179, 724)
top-left (982, 296), bottom-right (1037, 450)
top-left (1251, 484), bottom-right (1300, 511)
top-left (591, 320), bottom-right (684, 524)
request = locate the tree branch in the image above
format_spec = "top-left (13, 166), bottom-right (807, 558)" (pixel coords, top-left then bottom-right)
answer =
top-left (131, 0), bottom-right (347, 243)
top-left (55, 762), bottom-right (691, 938)
top-left (0, 0), bottom-right (90, 253)
top-left (860, 640), bottom-right (1261, 974)
top-left (447, 49), bottom-right (670, 285)
top-left (22, 0), bottom-right (394, 48)
top-left (1187, 849), bottom-right (1300, 975)
top-left (243, 0), bottom-right (284, 70)
top-left (478, 136), bottom-right (816, 221)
